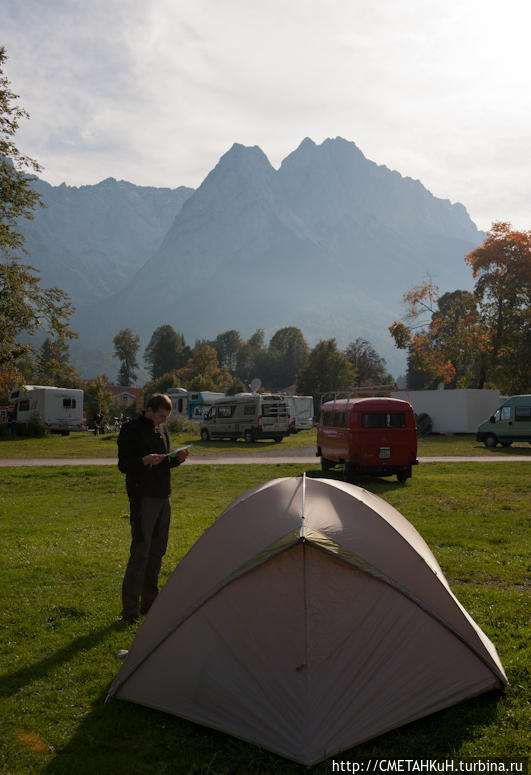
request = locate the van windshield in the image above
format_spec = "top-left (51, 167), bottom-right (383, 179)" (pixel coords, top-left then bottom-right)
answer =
top-left (362, 413), bottom-right (406, 429)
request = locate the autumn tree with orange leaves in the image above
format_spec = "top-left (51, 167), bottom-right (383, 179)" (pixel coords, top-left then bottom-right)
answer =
top-left (465, 222), bottom-right (531, 393)
top-left (389, 223), bottom-right (531, 393)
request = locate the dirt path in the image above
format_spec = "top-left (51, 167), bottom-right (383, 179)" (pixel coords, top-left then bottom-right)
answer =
top-left (1, 451), bottom-right (530, 467)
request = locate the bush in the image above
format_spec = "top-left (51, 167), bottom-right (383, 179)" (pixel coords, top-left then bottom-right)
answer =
top-left (27, 412), bottom-right (47, 437)
top-left (167, 415), bottom-right (194, 434)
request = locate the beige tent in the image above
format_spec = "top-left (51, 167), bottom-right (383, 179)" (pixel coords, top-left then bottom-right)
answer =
top-left (107, 476), bottom-right (507, 765)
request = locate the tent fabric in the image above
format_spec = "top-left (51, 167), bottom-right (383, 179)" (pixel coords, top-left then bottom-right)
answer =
top-left (108, 476), bottom-right (507, 766)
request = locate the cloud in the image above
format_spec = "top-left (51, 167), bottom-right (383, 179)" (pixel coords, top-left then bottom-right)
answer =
top-left (2, 0), bottom-right (530, 229)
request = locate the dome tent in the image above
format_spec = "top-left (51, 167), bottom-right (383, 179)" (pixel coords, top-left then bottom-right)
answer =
top-left (107, 476), bottom-right (507, 766)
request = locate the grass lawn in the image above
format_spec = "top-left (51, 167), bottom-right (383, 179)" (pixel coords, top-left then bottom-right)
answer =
top-left (0, 461), bottom-right (529, 774)
top-left (1, 428), bottom-right (530, 459)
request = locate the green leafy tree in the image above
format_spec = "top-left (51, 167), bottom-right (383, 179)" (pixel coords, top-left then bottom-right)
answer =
top-left (267, 326), bottom-right (309, 389)
top-left (296, 339), bottom-right (357, 408)
top-left (144, 325), bottom-right (191, 379)
top-left (344, 338), bottom-right (391, 386)
top-left (176, 345), bottom-right (233, 392)
top-left (225, 377), bottom-right (247, 395)
top-left (214, 330), bottom-right (242, 372)
top-left (144, 370), bottom-right (182, 399)
top-left (113, 328), bottom-right (140, 385)
top-left (0, 45), bottom-right (42, 257)
top-left (85, 376), bottom-right (114, 417)
top-left (35, 337), bottom-right (80, 387)
top-left (0, 47), bottom-right (76, 370)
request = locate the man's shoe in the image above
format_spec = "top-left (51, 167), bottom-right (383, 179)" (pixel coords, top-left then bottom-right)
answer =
top-left (121, 613), bottom-right (140, 624)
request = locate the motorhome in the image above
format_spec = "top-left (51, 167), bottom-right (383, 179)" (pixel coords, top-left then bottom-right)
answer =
top-left (200, 393), bottom-right (290, 442)
top-left (166, 388), bottom-right (189, 417)
top-left (285, 395), bottom-right (314, 433)
top-left (317, 396), bottom-right (418, 483)
top-left (9, 385), bottom-right (84, 435)
top-left (476, 395), bottom-right (531, 447)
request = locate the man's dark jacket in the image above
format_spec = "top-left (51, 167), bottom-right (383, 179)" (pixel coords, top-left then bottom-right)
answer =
top-left (118, 412), bottom-right (181, 500)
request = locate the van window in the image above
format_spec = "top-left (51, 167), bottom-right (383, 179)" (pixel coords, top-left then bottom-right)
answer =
top-left (63, 398), bottom-right (76, 409)
top-left (333, 412), bottom-right (347, 428)
top-left (500, 407), bottom-right (511, 421)
top-left (217, 405), bottom-right (235, 418)
top-left (515, 406), bottom-right (531, 421)
top-left (362, 412), bottom-right (406, 429)
top-left (244, 404), bottom-right (255, 416)
top-left (263, 403), bottom-right (288, 418)
top-left (18, 399), bottom-right (30, 411)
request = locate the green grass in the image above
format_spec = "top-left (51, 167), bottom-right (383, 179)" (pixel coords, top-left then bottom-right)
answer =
top-left (0, 461), bottom-right (529, 773)
top-left (1, 428), bottom-right (531, 459)
top-left (0, 428), bottom-right (318, 459)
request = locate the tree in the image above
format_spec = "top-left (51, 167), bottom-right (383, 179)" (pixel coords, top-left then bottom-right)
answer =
top-left (113, 328), bottom-right (140, 385)
top-left (176, 345), bottom-right (233, 392)
top-left (0, 46), bottom-right (42, 257)
top-left (86, 376), bottom-right (113, 416)
top-left (390, 225), bottom-right (531, 393)
top-left (225, 377), bottom-right (247, 395)
top-left (267, 326), bottom-right (309, 388)
top-left (214, 330), bottom-right (242, 372)
top-left (144, 325), bottom-right (191, 379)
top-left (465, 222), bottom-right (531, 393)
top-left (0, 47), bottom-right (76, 368)
top-left (35, 337), bottom-right (80, 387)
top-left (296, 339), bottom-right (357, 407)
top-left (389, 277), bottom-right (481, 388)
top-left (344, 338), bottom-right (390, 386)
top-left (144, 371), bottom-right (181, 399)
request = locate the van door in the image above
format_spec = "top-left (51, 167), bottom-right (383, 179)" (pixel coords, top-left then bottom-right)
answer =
top-left (216, 403), bottom-right (236, 438)
top-left (492, 405), bottom-right (514, 444)
top-left (513, 404), bottom-right (531, 442)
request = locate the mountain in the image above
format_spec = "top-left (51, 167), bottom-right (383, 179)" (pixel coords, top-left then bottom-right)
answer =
top-left (18, 138), bottom-right (484, 377)
top-left (21, 177), bottom-right (194, 305)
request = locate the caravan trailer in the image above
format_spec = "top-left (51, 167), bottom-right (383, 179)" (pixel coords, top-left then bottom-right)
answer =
top-left (9, 385), bottom-right (84, 435)
top-left (285, 395), bottom-right (314, 433)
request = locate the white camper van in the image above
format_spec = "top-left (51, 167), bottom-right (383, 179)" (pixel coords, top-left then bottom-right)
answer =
top-left (285, 395), bottom-right (314, 433)
top-left (200, 393), bottom-right (289, 442)
top-left (9, 385), bottom-right (84, 435)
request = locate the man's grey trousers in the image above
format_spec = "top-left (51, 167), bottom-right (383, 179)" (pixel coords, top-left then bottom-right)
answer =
top-left (121, 496), bottom-right (171, 618)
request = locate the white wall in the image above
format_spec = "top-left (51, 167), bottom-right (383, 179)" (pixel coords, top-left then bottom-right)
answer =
top-left (391, 389), bottom-right (502, 433)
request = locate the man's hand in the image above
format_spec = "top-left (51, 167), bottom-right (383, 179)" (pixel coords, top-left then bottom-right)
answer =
top-left (142, 453), bottom-right (166, 467)
top-left (176, 448), bottom-right (189, 464)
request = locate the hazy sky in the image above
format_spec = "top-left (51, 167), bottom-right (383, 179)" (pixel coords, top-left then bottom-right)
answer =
top-left (3, 0), bottom-right (530, 231)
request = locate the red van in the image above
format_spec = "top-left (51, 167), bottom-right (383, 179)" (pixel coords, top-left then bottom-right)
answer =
top-left (317, 397), bottom-right (418, 483)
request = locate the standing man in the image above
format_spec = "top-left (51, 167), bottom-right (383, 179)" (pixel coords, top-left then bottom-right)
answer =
top-left (118, 393), bottom-right (189, 623)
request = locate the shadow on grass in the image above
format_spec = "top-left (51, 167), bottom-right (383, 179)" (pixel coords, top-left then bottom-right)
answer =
top-left (305, 467), bottom-right (410, 495)
top-left (41, 685), bottom-right (503, 775)
top-left (0, 621), bottom-right (124, 699)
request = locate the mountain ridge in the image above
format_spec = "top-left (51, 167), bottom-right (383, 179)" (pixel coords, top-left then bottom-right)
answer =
top-left (17, 137), bottom-right (484, 377)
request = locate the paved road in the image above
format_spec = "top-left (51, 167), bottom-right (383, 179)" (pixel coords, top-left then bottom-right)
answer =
top-left (1, 453), bottom-right (530, 467)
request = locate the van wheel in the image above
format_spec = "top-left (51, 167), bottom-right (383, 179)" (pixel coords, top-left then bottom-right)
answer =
top-left (501, 441), bottom-right (512, 447)
top-left (321, 457), bottom-right (333, 471)
top-left (273, 436), bottom-right (283, 443)
top-left (397, 471), bottom-right (408, 483)
top-left (244, 429), bottom-right (254, 443)
top-left (200, 428), bottom-right (210, 441)
top-left (484, 435), bottom-right (498, 448)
